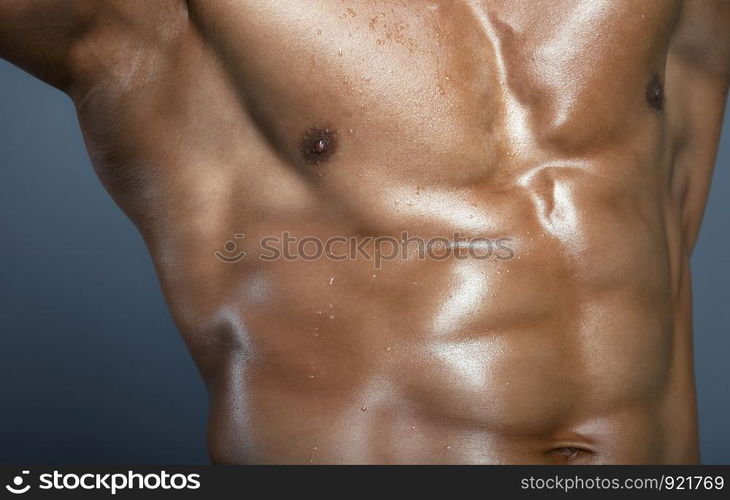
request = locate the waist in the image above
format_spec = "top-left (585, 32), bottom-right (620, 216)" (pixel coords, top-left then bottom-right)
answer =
top-left (205, 335), bottom-right (695, 464)
top-left (201, 285), bottom-right (694, 464)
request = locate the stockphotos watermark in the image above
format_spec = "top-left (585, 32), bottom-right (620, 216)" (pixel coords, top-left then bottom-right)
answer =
top-left (4, 469), bottom-right (200, 495)
top-left (214, 231), bottom-right (516, 269)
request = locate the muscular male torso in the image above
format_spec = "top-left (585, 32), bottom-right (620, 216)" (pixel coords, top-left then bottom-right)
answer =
top-left (1, 0), bottom-right (729, 464)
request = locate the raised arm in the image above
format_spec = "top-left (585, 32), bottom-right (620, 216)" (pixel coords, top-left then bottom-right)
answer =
top-left (0, 1), bottom-right (100, 91)
top-left (0, 1), bottom-right (187, 96)
top-left (670, 0), bottom-right (730, 253)
top-left (672, 0), bottom-right (730, 84)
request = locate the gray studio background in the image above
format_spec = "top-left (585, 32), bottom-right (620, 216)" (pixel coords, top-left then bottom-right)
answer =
top-left (1, 58), bottom-right (729, 464)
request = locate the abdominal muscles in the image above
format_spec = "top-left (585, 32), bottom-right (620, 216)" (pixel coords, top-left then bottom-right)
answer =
top-left (198, 171), bottom-right (677, 464)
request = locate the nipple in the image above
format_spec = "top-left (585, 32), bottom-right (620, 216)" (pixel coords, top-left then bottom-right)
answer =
top-left (300, 127), bottom-right (339, 164)
top-left (646, 73), bottom-right (664, 112)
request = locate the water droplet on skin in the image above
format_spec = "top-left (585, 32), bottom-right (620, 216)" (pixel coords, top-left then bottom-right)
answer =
top-left (338, 48), bottom-right (343, 56)
top-left (348, 128), bottom-right (354, 135)
top-left (445, 445), bottom-right (451, 450)
top-left (328, 276), bottom-right (335, 285)
top-left (406, 200), bottom-right (413, 206)
top-left (386, 346), bottom-right (392, 352)
top-left (411, 426), bottom-right (417, 430)
top-left (317, 29), bottom-right (322, 35)
top-left (361, 406), bottom-right (367, 412)
top-left (313, 445), bottom-right (319, 450)
top-left (308, 375), bottom-right (315, 379)
top-left (329, 314), bottom-right (335, 320)
top-left (316, 310), bottom-right (323, 315)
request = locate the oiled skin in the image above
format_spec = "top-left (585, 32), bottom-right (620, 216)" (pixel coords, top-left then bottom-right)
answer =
top-left (1, 1), bottom-right (729, 464)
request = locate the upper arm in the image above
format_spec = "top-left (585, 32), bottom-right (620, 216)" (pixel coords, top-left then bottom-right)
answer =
top-left (0, 1), bottom-right (187, 95)
top-left (668, 0), bottom-right (730, 252)
top-left (671, 0), bottom-right (730, 86)
top-left (0, 0), bottom-right (99, 91)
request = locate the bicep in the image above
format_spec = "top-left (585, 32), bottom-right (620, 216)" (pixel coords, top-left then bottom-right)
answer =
top-left (0, 0), bottom-right (97, 90)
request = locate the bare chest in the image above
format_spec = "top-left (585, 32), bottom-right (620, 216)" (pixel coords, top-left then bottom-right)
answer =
top-left (76, 0), bottom-right (684, 231)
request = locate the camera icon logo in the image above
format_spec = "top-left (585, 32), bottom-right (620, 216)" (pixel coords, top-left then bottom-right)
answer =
top-left (5, 470), bottom-right (30, 494)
